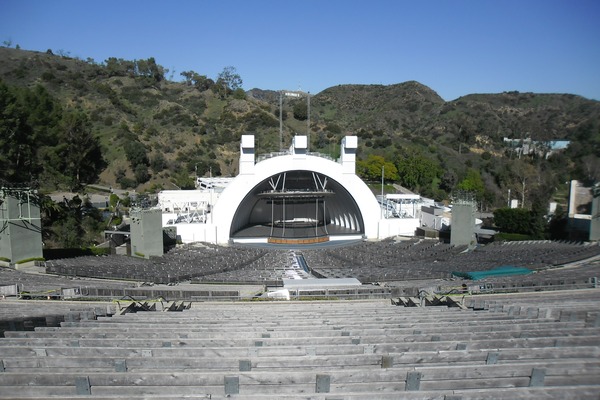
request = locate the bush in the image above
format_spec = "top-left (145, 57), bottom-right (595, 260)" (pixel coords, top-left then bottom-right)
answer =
top-left (495, 233), bottom-right (533, 241)
top-left (41, 71), bottom-right (56, 81)
top-left (493, 208), bottom-right (532, 234)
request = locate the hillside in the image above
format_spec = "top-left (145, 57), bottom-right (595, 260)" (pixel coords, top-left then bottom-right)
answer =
top-left (1, 47), bottom-right (599, 212)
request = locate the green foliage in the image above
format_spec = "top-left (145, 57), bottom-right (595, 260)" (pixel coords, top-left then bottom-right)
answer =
top-left (108, 193), bottom-right (118, 208)
top-left (0, 81), bottom-right (104, 189)
top-left (245, 110), bottom-right (278, 130)
top-left (494, 208), bottom-right (527, 233)
top-left (216, 66), bottom-right (243, 91)
top-left (43, 195), bottom-right (106, 248)
top-left (1, 47), bottom-right (598, 208)
top-left (325, 123), bottom-right (342, 135)
top-left (171, 171), bottom-right (196, 190)
top-left (529, 200), bottom-right (547, 239)
top-left (124, 140), bottom-right (149, 167)
top-left (57, 109), bottom-right (105, 190)
top-left (180, 70), bottom-right (214, 91)
top-left (457, 169), bottom-right (485, 200)
top-left (356, 155), bottom-right (398, 182)
top-left (495, 232), bottom-right (533, 241)
top-left (233, 88), bottom-right (246, 100)
top-left (395, 151), bottom-right (442, 191)
top-left (150, 153), bottom-right (167, 173)
top-left (134, 57), bottom-right (164, 84)
top-left (0, 80), bottom-right (37, 182)
top-left (293, 101), bottom-right (308, 121)
top-left (114, 168), bottom-right (136, 189)
top-left (134, 164), bottom-right (150, 184)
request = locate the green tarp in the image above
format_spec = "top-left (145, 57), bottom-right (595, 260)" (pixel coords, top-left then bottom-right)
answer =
top-left (452, 265), bottom-right (532, 281)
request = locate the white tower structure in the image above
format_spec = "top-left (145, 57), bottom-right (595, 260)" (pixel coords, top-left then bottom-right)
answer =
top-left (239, 134), bottom-right (255, 175)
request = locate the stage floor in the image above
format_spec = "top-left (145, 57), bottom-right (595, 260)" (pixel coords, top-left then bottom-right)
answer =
top-left (232, 223), bottom-right (361, 238)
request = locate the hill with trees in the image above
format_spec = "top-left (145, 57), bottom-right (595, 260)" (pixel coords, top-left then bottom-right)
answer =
top-left (1, 46), bottom-right (599, 244)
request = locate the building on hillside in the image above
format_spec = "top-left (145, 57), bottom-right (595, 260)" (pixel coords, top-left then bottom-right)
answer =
top-left (503, 137), bottom-right (570, 159)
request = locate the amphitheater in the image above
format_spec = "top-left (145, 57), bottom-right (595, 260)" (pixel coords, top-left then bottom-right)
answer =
top-left (1, 135), bottom-right (600, 398)
top-left (1, 237), bottom-right (600, 399)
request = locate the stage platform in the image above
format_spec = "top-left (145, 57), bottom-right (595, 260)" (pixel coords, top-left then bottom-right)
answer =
top-left (282, 278), bottom-right (362, 290)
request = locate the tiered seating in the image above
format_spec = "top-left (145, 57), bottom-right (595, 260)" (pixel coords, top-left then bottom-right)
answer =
top-left (46, 245), bottom-right (276, 284)
top-left (0, 300), bottom-right (114, 337)
top-left (43, 240), bottom-right (600, 287)
top-left (0, 262), bottom-right (137, 294)
top-left (303, 240), bottom-right (600, 284)
top-left (1, 291), bottom-right (599, 399)
top-left (197, 250), bottom-right (303, 284)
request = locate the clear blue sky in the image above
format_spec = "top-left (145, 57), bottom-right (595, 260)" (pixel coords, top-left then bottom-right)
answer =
top-left (2, 0), bottom-right (599, 101)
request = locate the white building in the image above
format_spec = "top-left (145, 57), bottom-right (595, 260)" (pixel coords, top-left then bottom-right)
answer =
top-left (160, 135), bottom-right (420, 245)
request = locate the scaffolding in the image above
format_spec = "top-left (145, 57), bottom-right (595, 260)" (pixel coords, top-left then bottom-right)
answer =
top-left (257, 172), bottom-right (334, 239)
top-left (0, 184), bottom-right (43, 263)
top-left (0, 186), bottom-right (41, 235)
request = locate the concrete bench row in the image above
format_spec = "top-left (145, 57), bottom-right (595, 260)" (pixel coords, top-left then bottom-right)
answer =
top-left (1, 362), bottom-right (599, 398)
top-left (1, 296), bottom-right (599, 399)
top-left (7, 320), bottom-right (590, 339)
top-left (0, 386), bottom-right (597, 400)
top-left (3, 326), bottom-right (599, 349)
top-left (2, 346), bottom-right (599, 371)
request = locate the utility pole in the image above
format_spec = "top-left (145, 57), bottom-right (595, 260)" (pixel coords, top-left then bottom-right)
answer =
top-left (307, 92), bottom-right (311, 152)
top-left (381, 165), bottom-right (385, 219)
top-left (279, 91), bottom-right (283, 151)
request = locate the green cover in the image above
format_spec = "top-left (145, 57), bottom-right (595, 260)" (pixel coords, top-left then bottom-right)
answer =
top-left (452, 265), bottom-right (532, 281)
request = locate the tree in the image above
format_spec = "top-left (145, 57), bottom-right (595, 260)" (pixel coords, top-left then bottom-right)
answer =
top-left (124, 140), bottom-right (149, 168)
top-left (293, 101), bottom-right (308, 121)
top-left (233, 88), bottom-right (246, 100)
top-left (510, 159), bottom-right (538, 208)
top-left (135, 57), bottom-right (164, 84)
top-left (440, 170), bottom-right (457, 193)
top-left (171, 171), bottom-right (196, 190)
top-left (395, 151), bottom-right (441, 191)
top-left (457, 169), bottom-right (485, 200)
top-left (134, 164), bottom-right (150, 184)
top-left (216, 66), bottom-right (242, 91)
top-left (356, 155), bottom-right (398, 182)
top-left (49, 195), bottom-right (105, 248)
top-left (150, 153), bottom-right (167, 173)
top-left (528, 199), bottom-right (547, 239)
top-left (181, 71), bottom-right (214, 91)
top-left (0, 81), bottom-right (35, 182)
top-left (58, 110), bottom-right (105, 190)
top-left (580, 154), bottom-right (600, 184)
top-left (493, 207), bottom-right (531, 234)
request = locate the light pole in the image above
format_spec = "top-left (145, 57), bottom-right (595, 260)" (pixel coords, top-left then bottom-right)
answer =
top-left (381, 165), bottom-right (385, 219)
top-left (279, 91), bottom-right (283, 151)
top-left (307, 92), bottom-right (311, 152)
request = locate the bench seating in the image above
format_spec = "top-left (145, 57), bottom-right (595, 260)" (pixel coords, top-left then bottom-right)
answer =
top-left (0, 295), bottom-right (599, 399)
